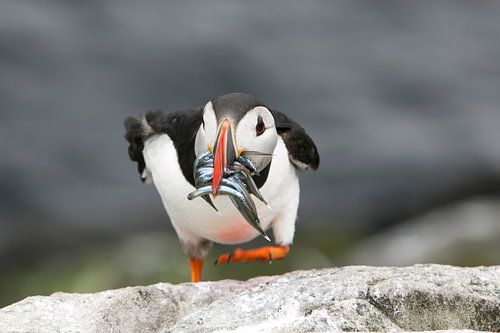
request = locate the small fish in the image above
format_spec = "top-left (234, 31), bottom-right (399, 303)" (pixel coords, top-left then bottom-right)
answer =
top-left (241, 150), bottom-right (272, 157)
top-left (193, 160), bottom-right (218, 211)
top-left (201, 195), bottom-right (218, 211)
top-left (219, 178), bottom-right (269, 240)
top-left (194, 168), bottom-right (214, 186)
top-left (221, 177), bottom-right (258, 214)
top-left (218, 184), bottom-right (269, 241)
top-left (187, 185), bottom-right (212, 200)
top-left (236, 156), bottom-right (259, 175)
top-left (230, 161), bottom-right (267, 204)
top-left (189, 150), bottom-right (270, 241)
top-left (188, 151), bottom-right (219, 211)
top-left (227, 195), bottom-right (270, 241)
top-left (234, 168), bottom-right (267, 204)
top-left (193, 151), bottom-right (214, 175)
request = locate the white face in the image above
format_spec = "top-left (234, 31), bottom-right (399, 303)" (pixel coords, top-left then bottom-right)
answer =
top-left (194, 102), bottom-right (278, 170)
top-left (194, 101), bottom-right (217, 156)
top-left (235, 106), bottom-right (277, 155)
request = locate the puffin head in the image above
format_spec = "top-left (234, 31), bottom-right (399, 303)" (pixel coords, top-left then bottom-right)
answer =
top-left (194, 92), bottom-right (278, 195)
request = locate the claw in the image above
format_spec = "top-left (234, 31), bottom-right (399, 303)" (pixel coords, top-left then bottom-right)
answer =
top-left (215, 246), bottom-right (288, 265)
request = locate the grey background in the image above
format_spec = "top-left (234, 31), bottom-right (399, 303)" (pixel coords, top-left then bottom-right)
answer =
top-left (1, 0), bottom-right (499, 305)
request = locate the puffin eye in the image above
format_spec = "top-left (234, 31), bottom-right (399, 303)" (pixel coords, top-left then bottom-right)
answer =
top-left (256, 115), bottom-right (265, 136)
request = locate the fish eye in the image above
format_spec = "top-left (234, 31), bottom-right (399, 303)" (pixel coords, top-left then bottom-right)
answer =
top-left (256, 115), bottom-right (265, 136)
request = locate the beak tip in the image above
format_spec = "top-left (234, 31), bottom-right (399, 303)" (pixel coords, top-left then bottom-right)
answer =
top-left (212, 182), bottom-right (219, 196)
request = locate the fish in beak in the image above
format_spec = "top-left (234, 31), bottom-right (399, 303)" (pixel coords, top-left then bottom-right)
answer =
top-left (212, 119), bottom-right (237, 195)
top-left (189, 139), bottom-right (271, 241)
top-left (189, 118), bottom-right (272, 241)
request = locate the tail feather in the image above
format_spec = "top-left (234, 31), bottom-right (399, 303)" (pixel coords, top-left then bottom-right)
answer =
top-left (124, 117), bottom-right (147, 182)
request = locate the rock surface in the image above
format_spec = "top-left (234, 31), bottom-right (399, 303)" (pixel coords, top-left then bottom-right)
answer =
top-left (0, 265), bottom-right (498, 332)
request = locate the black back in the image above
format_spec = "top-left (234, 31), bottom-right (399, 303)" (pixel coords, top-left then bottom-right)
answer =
top-left (271, 109), bottom-right (320, 170)
top-left (124, 108), bottom-right (203, 186)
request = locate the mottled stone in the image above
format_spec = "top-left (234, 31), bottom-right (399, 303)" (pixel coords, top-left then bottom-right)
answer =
top-left (0, 265), bottom-right (498, 332)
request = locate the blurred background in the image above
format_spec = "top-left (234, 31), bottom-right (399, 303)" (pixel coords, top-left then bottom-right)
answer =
top-left (1, 1), bottom-right (500, 307)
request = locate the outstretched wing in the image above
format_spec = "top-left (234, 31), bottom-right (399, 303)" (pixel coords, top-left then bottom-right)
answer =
top-left (271, 110), bottom-right (320, 171)
top-left (124, 108), bottom-right (203, 185)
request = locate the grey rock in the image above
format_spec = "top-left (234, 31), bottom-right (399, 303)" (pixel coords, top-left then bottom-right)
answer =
top-left (0, 265), bottom-right (498, 332)
top-left (348, 198), bottom-right (500, 266)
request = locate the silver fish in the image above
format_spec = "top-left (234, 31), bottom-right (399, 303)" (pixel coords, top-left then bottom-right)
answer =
top-left (241, 150), bottom-right (272, 157)
top-left (189, 150), bottom-right (270, 241)
top-left (221, 177), bottom-right (257, 214)
top-left (193, 151), bottom-right (214, 175)
top-left (187, 185), bottom-right (212, 200)
top-left (194, 168), bottom-right (214, 185)
top-left (218, 184), bottom-right (270, 240)
top-left (241, 151), bottom-right (272, 170)
top-left (236, 156), bottom-right (259, 175)
top-left (234, 167), bottom-right (267, 204)
top-left (193, 152), bottom-right (217, 211)
top-left (191, 171), bottom-right (218, 211)
top-left (227, 195), bottom-right (270, 241)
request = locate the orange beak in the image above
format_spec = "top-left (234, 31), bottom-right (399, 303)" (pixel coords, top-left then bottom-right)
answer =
top-left (212, 120), bottom-right (236, 196)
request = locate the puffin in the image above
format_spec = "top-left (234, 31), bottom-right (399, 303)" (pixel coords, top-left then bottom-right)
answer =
top-left (124, 92), bottom-right (319, 282)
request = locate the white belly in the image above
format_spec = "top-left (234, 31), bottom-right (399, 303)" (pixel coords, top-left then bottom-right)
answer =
top-left (143, 134), bottom-right (299, 245)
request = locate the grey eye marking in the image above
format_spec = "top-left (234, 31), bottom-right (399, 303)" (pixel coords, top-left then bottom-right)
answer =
top-left (256, 115), bottom-right (265, 136)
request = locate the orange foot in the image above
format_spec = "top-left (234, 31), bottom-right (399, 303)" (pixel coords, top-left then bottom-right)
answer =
top-left (215, 246), bottom-right (289, 264)
top-left (189, 258), bottom-right (204, 282)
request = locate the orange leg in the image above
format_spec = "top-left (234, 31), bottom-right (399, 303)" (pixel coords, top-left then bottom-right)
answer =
top-left (189, 258), bottom-right (204, 282)
top-left (215, 246), bottom-right (289, 264)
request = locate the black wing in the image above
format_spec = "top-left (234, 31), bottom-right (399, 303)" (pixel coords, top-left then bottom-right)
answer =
top-left (124, 108), bottom-right (203, 186)
top-left (271, 110), bottom-right (320, 171)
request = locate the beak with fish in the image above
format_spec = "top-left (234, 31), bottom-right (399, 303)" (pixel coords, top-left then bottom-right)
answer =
top-left (189, 115), bottom-right (275, 242)
top-left (188, 149), bottom-right (271, 241)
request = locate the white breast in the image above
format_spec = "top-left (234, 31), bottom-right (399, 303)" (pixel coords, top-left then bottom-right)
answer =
top-left (143, 134), bottom-right (299, 245)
